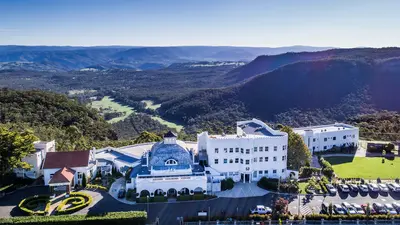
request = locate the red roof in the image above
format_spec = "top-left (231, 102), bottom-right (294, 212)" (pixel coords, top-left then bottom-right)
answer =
top-left (43, 151), bottom-right (90, 169)
top-left (49, 167), bottom-right (76, 184)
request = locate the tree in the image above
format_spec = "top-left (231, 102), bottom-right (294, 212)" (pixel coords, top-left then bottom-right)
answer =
top-left (134, 131), bottom-right (162, 144)
top-left (328, 203), bottom-right (333, 215)
top-left (0, 127), bottom-right (38, 176)
top-left (280, 126), bottom-right (311, 170)
top-left (274, 197), bottom-right (288, 214)
top-left (82, 173), bottom-right (87, 188)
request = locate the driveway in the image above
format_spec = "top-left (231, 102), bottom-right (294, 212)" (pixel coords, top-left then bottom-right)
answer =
top-left (108, 178), bottom-right (136, 205)
top-left (215, 182), bottom-right (268, 198)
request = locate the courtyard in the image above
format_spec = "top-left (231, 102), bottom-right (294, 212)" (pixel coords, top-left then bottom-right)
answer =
top-left (324, 156), bottom-right (400, 179)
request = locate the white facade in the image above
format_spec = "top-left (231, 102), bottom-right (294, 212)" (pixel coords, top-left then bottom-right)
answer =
top-left (293, 123), bottom-right (359, 153)
top-left (198, 119), bottom-right (289, 183)
top-left (15, 140), bottom-right (55, 179)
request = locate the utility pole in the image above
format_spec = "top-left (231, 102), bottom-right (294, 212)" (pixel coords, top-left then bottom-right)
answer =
top-left (208, 206), bottom-right (210, 221)
top-left (147, 195), bottom-right (150, 216)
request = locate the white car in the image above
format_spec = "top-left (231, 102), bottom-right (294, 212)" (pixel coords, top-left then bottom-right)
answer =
top-left (388, 183), bottom-right (400, 192)
top-left (351, 203), bottom-right (365, 214)
top-left (393, 202), bottom-right (400, 213)
top-left (250, 205), bottom-right (272, 214)
top-left (384, 203), bottom-right (398, 215)
top-left (368, 183), bottom-right (379, 192)
top-left (325, 184), bottom-right (337, 195)
top-left (378, 183), bottom-right (389, 193)
top-left (333, 204), bottom-right (346, 215)
top-left (339, 184), bottom-right (350, 193)
top-left (358, 184), bottom-right (369, 192)
top-left (342, 202), bottom-right (357, 214)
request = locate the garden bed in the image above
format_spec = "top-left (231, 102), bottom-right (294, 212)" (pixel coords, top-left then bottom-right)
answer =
top-left (18, 195), bottom-right (51, 216)
top-left (55, 192), bottom-right (92, 215)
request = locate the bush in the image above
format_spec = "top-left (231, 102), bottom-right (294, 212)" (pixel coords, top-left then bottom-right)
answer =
top-left (0, 211), bottom-right (147, 225)
top-left (177, 195), bottom-right (191, 201)
top-left (152, 196), bottom-right (167, 202)
top-left (257, 177), bottom-right (279, 191)
top-left (319, 157), bottom-right (334, 178)
top-left (18, 195), bottom-right (51, 216)
top-left (193, 194), bottom-right (205, 200)
top-left (300, 167), bottom-right (320, 178)
top-left (55, 192), bottom-right (92, 215)
top-left (221, 178), bottom-right (234, 191)
top-left (86, 184), bottom-right (108, 191)
top-left (126, 188), bottom-right (136, 201)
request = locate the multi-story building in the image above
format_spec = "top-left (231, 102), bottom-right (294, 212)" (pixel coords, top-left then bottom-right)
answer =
top-left (198, 119), bottom-right (289, 183)
top-left (14, 140), bottom-right (55, 179)
top-left (293, 123), bottom-right (359, 154)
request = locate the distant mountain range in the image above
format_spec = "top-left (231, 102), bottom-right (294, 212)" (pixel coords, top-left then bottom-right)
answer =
top-left (0, 45), bottom-right (332, 71)
top-left (159, 48), bottom-right (400, 128)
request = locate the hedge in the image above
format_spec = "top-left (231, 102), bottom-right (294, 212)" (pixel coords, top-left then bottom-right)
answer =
top-left (0, 211), bottom-right (147, 225)
top-left (305, 214), bottom-right (400, 220)
top-left (55, 192), bottom-right (92, 215)
top-left (86, 184), bottom-right (108, 191)
top-left (300, 167), bottom-right (321, 178)
top-left (18, 195), bottom-right (51, 216)
top-left (257, 177), bottom-right (279, 191)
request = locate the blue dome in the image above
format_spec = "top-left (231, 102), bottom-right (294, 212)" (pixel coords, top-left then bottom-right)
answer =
top-left (149, 141), bottom-right (192, 168)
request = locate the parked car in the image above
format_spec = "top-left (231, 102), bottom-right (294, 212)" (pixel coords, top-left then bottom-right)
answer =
top-left (372, 203), bottom-right (388, 214)
top-left (321, 202), bottom-right (330, 214)
top-left (118, 188), bottom-right (126, 198)
top-left (333, 204), bottom-right (346, 215)
top-left (250, 205), bottom-right (272, 214)
top-left (339, 184), bottom-right (350, 193)
top-left (368, 183), bottom-right (379, 192)
top-left (325, 184), bottom-right (337, 195)
top-left (351, 203), bottom-right (365, 214)
top-left (349, 184), bottom-right (359, 192)
top-left (359, 184), bottom-right (369, 192)
top-left (361, 203), bottom-right (377, 215)
top-left (342, 202), bottom-right (357, 214)
top-left (384, 203), bottom-right (398, 215)
top-left (378, 183), bottom-right (389, 193)
top-left (388, 183), bottom-right (400, 192)
top-left (392, 202), bottom-right (400, 213)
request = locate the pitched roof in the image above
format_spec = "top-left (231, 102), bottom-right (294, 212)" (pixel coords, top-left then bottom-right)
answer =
top-left (164, 131), bottom-right (177, 138)
top-left (43, 151), bottom-right (90, 169)
top-left (49, 167), bottom-right (76, 184)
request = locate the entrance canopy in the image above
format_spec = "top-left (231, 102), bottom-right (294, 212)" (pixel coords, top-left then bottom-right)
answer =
top-left (48, 167), bottom-right (75, 186)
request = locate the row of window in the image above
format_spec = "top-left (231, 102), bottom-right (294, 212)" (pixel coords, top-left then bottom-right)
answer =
top-left (312, 142), bottom-right (356, 150)
top-left (214, 145), bottom-right (287, 154)
top-left (314, 134), bottom-right (356, 142)
top-left (215, 155), bottom-right (286, 165)
top-left (253, 169), bottom-right (285, 177)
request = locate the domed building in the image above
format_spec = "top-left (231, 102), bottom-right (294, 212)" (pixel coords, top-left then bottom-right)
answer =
top-left (130, 131), bottom-right (207, 197)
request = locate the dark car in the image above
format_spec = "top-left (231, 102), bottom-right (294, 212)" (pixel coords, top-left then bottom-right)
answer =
top-left (118, 188), bottom-right (126, 198)
top-left (321, 202), bottom-right (330, 214)
top-left (372, 203), bottom-right (387, 214)
top-left (349, 184), bottom-right (359, 192)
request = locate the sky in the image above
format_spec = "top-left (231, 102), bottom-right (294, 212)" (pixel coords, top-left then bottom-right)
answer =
top-left (0, 0), bottom-right (399, 47)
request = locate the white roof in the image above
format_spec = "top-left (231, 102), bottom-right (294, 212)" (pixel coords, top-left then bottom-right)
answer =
top-left (293, 123), bottom-right (357, 135)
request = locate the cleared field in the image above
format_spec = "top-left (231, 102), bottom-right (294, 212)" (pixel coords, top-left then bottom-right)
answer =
top-left (151, 116), bottom-right (183, 132)
top-left (324, 156), bottom-right (400, 179)
top-left (142, 100), bottom-right (161, 110)
top-left (90, 96), bottom-right (135, 123)
top-left (68, 89), bottom-right (96, 95)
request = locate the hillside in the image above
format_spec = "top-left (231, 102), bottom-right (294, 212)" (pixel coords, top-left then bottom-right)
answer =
top-left (224, 47), bottom-right (400, 83)
top-left (159, 57), bottom-right (400, 129)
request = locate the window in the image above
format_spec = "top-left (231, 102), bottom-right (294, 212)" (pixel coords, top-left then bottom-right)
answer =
top-left (313, 146), bottom-right (316, 150)
top-left (78, 172), bottom-right (82, 179)
top-left (229, 148), bottom-right (233, 153)
top-left (165, 159), bottom-right (178, 165)
top-left (259, 170), bottom-right (263, 175)
top-left (283, 145), bottom-right (287, 150)
top-left (282, 156), bottom-right (285, 161)
top-left (265, 146), bottom-right (269, 151)
top-left (241, 148), bottom-right (244, 153)
top-left (274, 146), bottom-right (277, 151)
top-left (253, 157), bottom-right (257, 162)
top-left (333, 137), bottom-right (336, 140)
top-left (313, 138), bottom-right (316, 142)
top-left (245, 160), bottom-right (250, 165)
top-left (282, 169), bottom-right (285, 173)
top-left (324, 146), bottom-right (327, 150)
top-left (264, 170), bottom-right (268, 174)
top-left (265, 157), bottom-right (269, 162)
top-left (253, 171), bottom-right (257, 178)
top-left (235, 158), bottom-right (239, 163)
top-left (324, 138), bottom-right (327, 142)
top-left (273, 170), bottom-right (277, 174)
top-left (352, 135), bottom-right (355, 138)
top-left (240, 159), bottom-right (243, 164)
top-left (224, 159), bottom-right (228, 164)
top-left (259, 157), bottom-right (263, 162)
top-left (259, 146), bottom-right (263, 152)
top-left (214, 159), bottom-right (219, 164)
top-left (215, 148), bottom-right (219, 153)
top-left (235, 148), bottom-right (239, 153)
top-left (224, 148), bottom-right (228, 153)
top-left (246, 149), bottom-right (250, 154)
top-left (273, 156), bottom-right (277, 161)
top-left (343, 135), bottom-right (346, 139)
top-left (254, 147), bottom-right (258, 152)
top-left (229, 159), bottom-right (233, 163)
top-left (50, 173), bottom-right (54, 179)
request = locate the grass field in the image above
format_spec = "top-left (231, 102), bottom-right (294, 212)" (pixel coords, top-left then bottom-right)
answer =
top-left (324, 156), bottom-right (400, 179)
top-left (90, 96), bottom-right (135, 123)
top-left (142, 100), bottom-right (161, 110)
top-left (298, 182), bottom-right (308, 194)
top-left (151, 116), bottom-right (183, 132)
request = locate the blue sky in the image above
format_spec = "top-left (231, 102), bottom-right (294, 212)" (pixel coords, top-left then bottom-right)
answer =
top-left (1, 0), bottom-right (399, 47)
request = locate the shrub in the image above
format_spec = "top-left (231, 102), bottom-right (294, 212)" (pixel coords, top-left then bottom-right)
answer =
top-left (86, 184), bottom-right (108, 191)
top-left (221, 178), bottom-right (234, 191)
top-left (193, 194), bottom-right (205, 200)
top-left (55, 192), bottom-right (92, 215)
top-left (177, 195), bottom-right (191, 201)
top-left (152, 196), bottom-right (167, 202)
top-left (257, 177), bottom-right (279, 191)
top-left (300, 167), bottom-right (320, 178)
top-left (18, 195), bottom-right (51, 216)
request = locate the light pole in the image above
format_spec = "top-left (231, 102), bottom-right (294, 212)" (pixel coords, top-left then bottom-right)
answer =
top-left (146, 195), bottom-right (149, 216)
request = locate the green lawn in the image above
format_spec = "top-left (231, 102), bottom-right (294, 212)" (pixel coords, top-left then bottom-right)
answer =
top-left (142, 100), bottom-right (161, 110)
top-left (298, 182), bottom-right (308, 194)
top-left (324, 156), bottom-right (400, 179)
top-left (150, 116), bottom-right (183, 132)
top-left (90, 96), bottom-right (135, 123)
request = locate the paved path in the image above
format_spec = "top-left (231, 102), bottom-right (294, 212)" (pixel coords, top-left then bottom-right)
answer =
top-left (108, 178), bottom-right (136, 205)
top-left (215, 182), bottom-right (268, 198)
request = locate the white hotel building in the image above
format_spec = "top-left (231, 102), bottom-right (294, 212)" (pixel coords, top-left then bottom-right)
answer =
top-left (198, 119), bottom-right (289, 183)
top-left (293, 123), bottom-right (359, 154)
